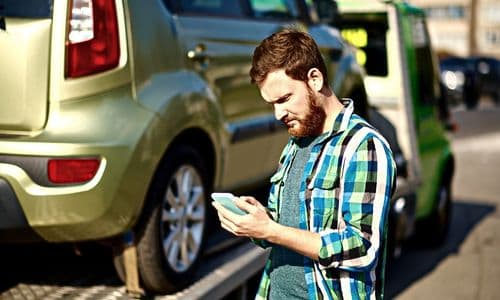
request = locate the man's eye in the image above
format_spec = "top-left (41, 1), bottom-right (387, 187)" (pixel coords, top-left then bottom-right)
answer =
top-left (277, 97), bottom-right (289, 104)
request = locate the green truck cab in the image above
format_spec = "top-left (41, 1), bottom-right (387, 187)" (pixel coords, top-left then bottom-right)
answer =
top-left (335, 0), bottom-right (455, 246)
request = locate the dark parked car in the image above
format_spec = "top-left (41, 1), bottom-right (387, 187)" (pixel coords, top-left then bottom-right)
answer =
top-left (474, 56), bottom-right (500, 103)
top-left (440, 56), bottom-right (500, 109)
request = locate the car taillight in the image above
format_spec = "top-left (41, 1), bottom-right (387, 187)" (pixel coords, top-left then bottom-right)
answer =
top-left (65, 0), bottom-right (120, 78)
top-left (48, 158), bottom-right (101, 184)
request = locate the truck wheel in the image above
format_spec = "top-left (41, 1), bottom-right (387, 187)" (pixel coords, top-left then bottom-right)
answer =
top-left (424, 182), bottom-right (452, 247)
top-left (135, 145), bottom-right (209, 293)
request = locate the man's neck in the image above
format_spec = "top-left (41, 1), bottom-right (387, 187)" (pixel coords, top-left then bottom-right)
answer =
top-left (321, 94), bottom-right (344, 134)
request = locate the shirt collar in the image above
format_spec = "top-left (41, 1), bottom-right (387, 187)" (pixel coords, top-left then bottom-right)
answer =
top-left (329, 98), bottom-right (354, 135)
top-left (290, 98), bottom-right (354, 145)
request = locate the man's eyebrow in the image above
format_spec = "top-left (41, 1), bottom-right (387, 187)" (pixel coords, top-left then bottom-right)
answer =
top-left (270, 93), bottom-right (292, 104)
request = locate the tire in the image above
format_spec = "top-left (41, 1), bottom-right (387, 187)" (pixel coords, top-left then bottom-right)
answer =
top-left (135, 145), bottom-right (209, 293)
top-left (421, 181), bottom-right (452, 247)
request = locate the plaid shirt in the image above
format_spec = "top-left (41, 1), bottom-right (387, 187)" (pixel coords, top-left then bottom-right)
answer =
top-left (253, 100), bottom-right (396, 300)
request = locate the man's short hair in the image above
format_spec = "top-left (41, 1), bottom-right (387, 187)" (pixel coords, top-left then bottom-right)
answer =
top-left (250, 29), bottom-right (329, 87)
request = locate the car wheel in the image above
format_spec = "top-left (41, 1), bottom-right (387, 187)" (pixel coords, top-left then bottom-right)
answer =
top-left (135, 145), bottom-right (209, 293)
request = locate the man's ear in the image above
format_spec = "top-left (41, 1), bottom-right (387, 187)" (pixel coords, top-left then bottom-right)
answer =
top-left (307, 68), bottom-right (324, 92)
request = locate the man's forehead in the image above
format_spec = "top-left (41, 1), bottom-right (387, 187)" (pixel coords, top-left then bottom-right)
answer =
top-left (263, 69), bottom-right (288, 84)
top-left (260, 70), bottom-right (296, 102)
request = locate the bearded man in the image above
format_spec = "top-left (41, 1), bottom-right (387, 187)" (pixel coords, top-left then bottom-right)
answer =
top-left (212, 29), bottom-right (396, 300)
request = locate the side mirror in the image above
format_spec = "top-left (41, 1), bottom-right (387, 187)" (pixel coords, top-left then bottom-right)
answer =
top-left (314, 0), bottom-right (341, 27)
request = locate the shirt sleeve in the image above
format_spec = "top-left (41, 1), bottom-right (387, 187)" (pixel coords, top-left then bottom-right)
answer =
top-left (317, 136), bottom-right (396, 271)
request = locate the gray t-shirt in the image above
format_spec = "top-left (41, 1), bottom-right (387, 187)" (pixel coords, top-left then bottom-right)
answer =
top-left (269, 134), bottom-right (323, 299)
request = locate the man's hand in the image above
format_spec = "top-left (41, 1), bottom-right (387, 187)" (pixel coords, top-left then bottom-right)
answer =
top-left (212, 196), bottom-right (274, 240)
top-left (212, 195), bottom-right (322, 260)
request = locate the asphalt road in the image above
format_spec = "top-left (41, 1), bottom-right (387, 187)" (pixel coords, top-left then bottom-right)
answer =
top-left (1, 99), bottom-right (499, 299)
top-left (387, 99), bottom-right (500, 300)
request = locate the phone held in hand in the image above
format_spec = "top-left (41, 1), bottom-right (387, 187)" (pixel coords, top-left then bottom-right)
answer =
top-left (211, 192), bottom-right (247, 215)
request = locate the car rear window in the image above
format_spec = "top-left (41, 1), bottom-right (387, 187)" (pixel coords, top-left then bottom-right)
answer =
top-left (0, 0), bottom-right (52, 19)
top-left (248, 0), bottom-right (300, 20)
top-left (164, 0), bottom-right (246, 17)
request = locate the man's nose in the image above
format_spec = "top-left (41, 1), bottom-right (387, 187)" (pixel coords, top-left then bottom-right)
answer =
top-left (274, 105), bottom-right (287, 121)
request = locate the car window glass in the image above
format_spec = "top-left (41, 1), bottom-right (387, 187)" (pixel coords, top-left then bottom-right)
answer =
top-left (340, 12), bottom-right (389, 77)
top-left (165, 0), bottom-right (245, 17)
top-left (0, 0), bottom-right (52, 18)
top-left (249, 0), bottom-right (300, 20)
top-left (412, 16), bottom-right (439, 105)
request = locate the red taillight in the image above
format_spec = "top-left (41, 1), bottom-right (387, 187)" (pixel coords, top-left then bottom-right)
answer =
top-left (65, 0), bottom-right (120, 78)
top-left (48, 159), bottom-right (101, 184)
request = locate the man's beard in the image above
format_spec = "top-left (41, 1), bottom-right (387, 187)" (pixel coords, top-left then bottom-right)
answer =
top-left (286, 89), bottom-right (326, 138)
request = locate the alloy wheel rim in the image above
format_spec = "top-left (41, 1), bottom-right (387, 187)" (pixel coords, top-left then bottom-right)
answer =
top-left (161, 165), bottom-right (205, 272)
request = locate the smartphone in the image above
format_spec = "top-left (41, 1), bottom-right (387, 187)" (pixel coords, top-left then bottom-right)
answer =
top-left (211, 192), bottom-right (247, 215)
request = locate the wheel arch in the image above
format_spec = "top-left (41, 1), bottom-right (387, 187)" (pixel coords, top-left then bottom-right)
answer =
top-left (165, 128), bottom-right (217, 189)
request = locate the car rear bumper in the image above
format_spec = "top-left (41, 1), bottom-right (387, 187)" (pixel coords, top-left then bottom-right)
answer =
top-left (0, 86), bottom-right (163, 242)
top-left (0, 147), bottom-right (136, 242)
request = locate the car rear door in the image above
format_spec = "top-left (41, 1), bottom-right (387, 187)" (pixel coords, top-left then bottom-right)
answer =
top-left (0, 1), bottom-right (51, 133)
top-left (166, 0), bottom-right (294, 190)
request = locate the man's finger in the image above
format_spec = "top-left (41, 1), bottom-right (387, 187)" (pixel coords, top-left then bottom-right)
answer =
top-left (212, 201), bottom-right (240, 220)
top-left (218, 212), bottom-right (248, 237)
top-left (219, 220), bottom-right (236, 235)
top-left (240, 196), bottom-right (261, 206)
top-left (234, 198), bottom-right (255, 212)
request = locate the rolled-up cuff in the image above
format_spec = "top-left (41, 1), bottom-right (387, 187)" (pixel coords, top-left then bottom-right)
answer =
top-left (318, 229), bottom-right (342, 269)
top-left (251, 237), bottom-right (271, 249)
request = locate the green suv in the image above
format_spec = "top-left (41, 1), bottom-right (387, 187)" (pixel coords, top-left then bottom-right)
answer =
top-left (0, 0), bottom-right (367, 293)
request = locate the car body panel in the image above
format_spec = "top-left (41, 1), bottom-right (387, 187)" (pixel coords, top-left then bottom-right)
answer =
top-left (0, 18), bottom-right (50, 132)
top-left (0, 85), bottom-right (150, 240)
top-left (172, 15), bottom-right (287, 189)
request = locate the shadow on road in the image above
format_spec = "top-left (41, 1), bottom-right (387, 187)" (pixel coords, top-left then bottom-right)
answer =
top-left (386, 200), bottom-right (495, 298)
top-left (0, 242), bottom-right (121, 293)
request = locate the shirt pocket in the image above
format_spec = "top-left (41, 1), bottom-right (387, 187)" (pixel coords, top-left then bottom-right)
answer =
top-left (308, 170), bottom-right (340, 230)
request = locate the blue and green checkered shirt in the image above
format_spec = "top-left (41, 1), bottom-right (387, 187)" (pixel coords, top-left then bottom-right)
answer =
top-left (253, 100), bottom-right (396, 299)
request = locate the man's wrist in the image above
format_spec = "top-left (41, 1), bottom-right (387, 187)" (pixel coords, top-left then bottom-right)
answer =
top-left (264, 221), bottom-right (282, 244)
